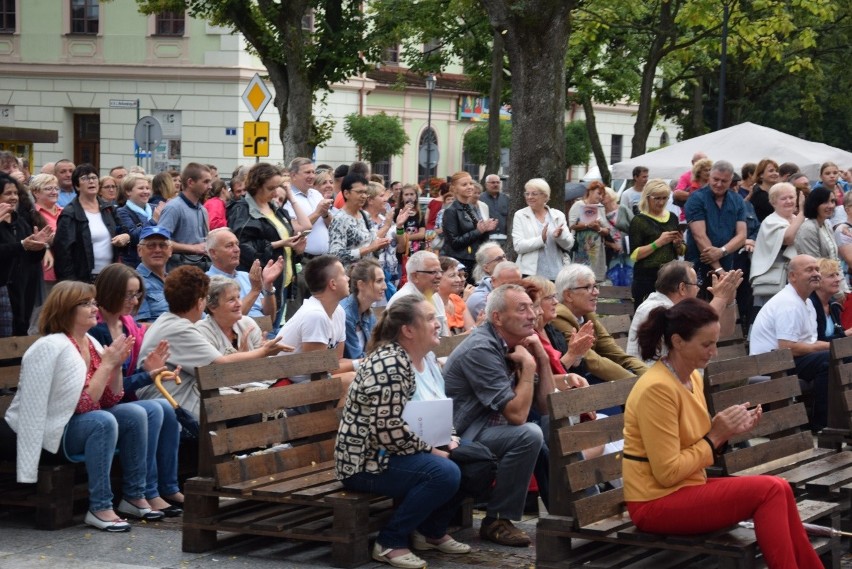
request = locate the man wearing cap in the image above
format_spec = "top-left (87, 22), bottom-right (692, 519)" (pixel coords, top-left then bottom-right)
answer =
top-left (136, 226), bottom-right (173, 322)
top-left (205, 227), bottom-right (283, 318)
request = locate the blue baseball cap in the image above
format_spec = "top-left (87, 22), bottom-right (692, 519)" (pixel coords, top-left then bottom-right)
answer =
top-left (139, 226), bottom-right (172, 240)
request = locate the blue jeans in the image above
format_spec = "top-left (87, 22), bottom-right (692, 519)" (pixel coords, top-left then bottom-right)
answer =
top-left (62, 403), bottom-right (148, 512)
top-left (132, 399), bottom-right (180, 498)
top-left (342, 452), bottom-right (461, 549)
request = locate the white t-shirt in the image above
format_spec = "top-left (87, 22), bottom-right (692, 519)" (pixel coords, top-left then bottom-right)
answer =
top-left (387, 282), bottom-right (449, 337)
top-left (749, 284), bottom-right (817, 355)
top-left (284, 187), bottom-right (329, 256)
top-left (85, 210), bottom-right (113, 274)
top-left (626, 291), bottom-right (674, 363)
top-left (274, 296), bottom-right (345, 383)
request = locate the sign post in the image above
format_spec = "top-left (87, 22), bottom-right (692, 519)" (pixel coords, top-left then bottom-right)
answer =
top-left (134, 116), bottom-right (163, 176)
top-left (241, 74), bottom-right (273, 161)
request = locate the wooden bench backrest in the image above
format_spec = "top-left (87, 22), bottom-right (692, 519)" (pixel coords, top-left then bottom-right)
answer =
top-left (195, 349), bottom-right (340, 488)
top-left (827, 336), bottom-right (852, 431)
top-left (433, 333), bottom-right (467, 358)
top-left (598, 314), bottom-right (631, 350)
top-left (595, 286), bottom-right (634, 317)
top-left (711, 325), bottom-right (748, 362)
top-left (547, 377), bottom-right (638, 527)
top-left (0, 335), bottom-right (40, 416)
top-left (704, 350), bottom-right (812, 475)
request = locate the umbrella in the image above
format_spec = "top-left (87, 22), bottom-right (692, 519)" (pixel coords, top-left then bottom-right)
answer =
top-left (154, 371), bottom-right (199, 441)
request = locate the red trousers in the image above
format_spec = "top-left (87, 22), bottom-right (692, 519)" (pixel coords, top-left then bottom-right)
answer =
top-left (627, 476), bottom-right (822, 569)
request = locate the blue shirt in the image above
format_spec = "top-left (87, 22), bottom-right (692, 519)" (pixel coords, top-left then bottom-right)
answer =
top-left (157, 192), bottom-right (208, 246)
top-left (340, 294), bottom-right (376, 360)
top-left (135, 263), bottom-right (169, 322)
top-left (684, 186), bottom-right (746, 272)
top-left (206, 265), bottom-right (264, 317)
top-left (57, 189), bottom-right (76, 208)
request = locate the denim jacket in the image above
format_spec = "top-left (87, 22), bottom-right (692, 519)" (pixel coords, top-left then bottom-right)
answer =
top-left (341, 294), bottom-right (376, 360)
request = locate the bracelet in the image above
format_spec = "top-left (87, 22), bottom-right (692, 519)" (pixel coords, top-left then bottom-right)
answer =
top-left (396, 227), bottom-right (405, 235)
top-left (650, 241), bottom-right (658, 251)
top-left (702, 434), bottom-right (729, 456)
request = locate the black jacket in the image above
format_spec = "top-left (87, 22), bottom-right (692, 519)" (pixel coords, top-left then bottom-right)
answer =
top-left (1, 211), bottom-right (46, 334)
top-left (226, 194), bottom-right (295, 303)
top-left (54, 197), bottom-right (122, 282)
top-left (810, 291), bottom-right (846, 342)
top-left (441, 199), bottom-right (491, 262)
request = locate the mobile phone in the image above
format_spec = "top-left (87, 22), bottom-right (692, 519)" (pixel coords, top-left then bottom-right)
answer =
top-left (299, 230), bottom-right (312, 238)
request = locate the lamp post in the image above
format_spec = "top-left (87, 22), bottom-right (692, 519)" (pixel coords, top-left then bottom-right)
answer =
top-left (425, 73), bottom-right (436, 182)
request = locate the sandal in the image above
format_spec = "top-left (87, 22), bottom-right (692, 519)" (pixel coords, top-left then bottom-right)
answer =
top-left (84, 511), bottom-right (131, 532)
top-left (371, 542), bottom-right (427, 568)
top-left (479, 518), bottom-right (531, 547)
top-left (411, 531), bottom-right (471, 554)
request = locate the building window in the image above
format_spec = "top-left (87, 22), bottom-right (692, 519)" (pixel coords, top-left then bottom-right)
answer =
top-left (611, 134), bottom-right (623, 164)
top-left (372, 159), bottom-right (391, 183)
top-left (418, 127), bottom-right (438, 183)
top-left (302, 10), bottom-right (314, 32)
top-left (70, 0), bottom-right (99, 35)
top-left (155, 11), bottom-right (185, 36)
top-left (423, 39), bottom-right (441, 57)
top-left (0, 0), bottom-right (15, 33)
top-left (383, 45), bottom-right (399, 65)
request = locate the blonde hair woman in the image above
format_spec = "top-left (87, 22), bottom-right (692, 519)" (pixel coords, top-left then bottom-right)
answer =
top-left (511, 178), bottom-right (574, 280)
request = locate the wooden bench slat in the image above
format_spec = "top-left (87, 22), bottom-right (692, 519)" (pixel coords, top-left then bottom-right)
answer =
top-left (196, 350), bottom-right (339, 391)
top-left (251, 468), bottom-right (338, 497)
top-left (723, 435), bottom-right (827, 476)
top-left (805, 465), bottom-right (852, 493)
top-left (433, 334), bottom-right (466, 358)
top-left (0, 364), bottom-right (22, 389)
top-left (204, 379), bottom-right (341, 424)
top-left (548, 377), bottom-right (637, 421)
top-left (578, 512), bottom-right (633, 535)
top-left (573, 487), bottom-right (625, 528)
top-left (594, 303), bottom-right (634, 316)
top-left (598, 315), bottom-right (631, 336)
top-left (726, 404), bottom-right (808, 445)
top-left (553, 414), bottom-right (624, 456)
top-left (219, 460), bottom-right (336, 494)
top-left (830, 335), bottom-right (852, 360)
top-left (214, 439), bottom-right (336, 487)
top-left (597, 285), bottom-right (633, 300)
top-left (209, 408), bottom-right (341, 456)
top-left (711, 375), bottom-right (801, 411)
top-left (566, 453), bottom-right (622, 491)
top-left (776, 451), bottom-right (852, 485)
top-left (833, 362), bottom-right (852, 387)
top-left (705, 350), bottom-right (794, 387)
top-left (0, 335), bottom-right (39, 360)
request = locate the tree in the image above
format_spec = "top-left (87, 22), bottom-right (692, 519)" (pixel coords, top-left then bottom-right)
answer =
top-left (565, 120), bottom-right (591, 169)
top-left (479, 0), bottom-right (576, 258)
top-left (343, 112), bottom-right (409, 164)
top-left (133, 0), bottom-right (378, 161)
top-left (462, 121), bottom-right (511, 167)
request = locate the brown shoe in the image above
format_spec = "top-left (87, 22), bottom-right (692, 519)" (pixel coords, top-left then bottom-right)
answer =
top-left (479, 519), bottom-right (531, 547)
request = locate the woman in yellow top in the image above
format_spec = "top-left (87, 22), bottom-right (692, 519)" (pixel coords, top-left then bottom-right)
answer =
top-left (625, 298), bottom-right (821, 569)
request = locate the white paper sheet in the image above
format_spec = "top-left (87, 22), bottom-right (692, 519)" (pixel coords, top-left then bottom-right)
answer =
top-left (402, 398), bottom-right (453, 447)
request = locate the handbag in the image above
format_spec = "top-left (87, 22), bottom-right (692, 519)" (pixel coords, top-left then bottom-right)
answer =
top-left (449, 441), bottom-right (497, 502)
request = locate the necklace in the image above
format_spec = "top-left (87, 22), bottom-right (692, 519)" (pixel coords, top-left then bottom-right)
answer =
top-left (661, 356), bottom-right (693, 392)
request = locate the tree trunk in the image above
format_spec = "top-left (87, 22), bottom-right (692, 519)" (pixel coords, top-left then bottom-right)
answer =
top-left (581, 95), bottom-right (610, 186)
top-left (484, 29), bottom-right (504, 182)
top-left (480, 0), bottom-right (574, 259)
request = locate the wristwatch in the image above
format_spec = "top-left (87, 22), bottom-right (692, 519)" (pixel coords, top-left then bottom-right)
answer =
top-left (720, 245), bottom-right (728, 256)
top-left (261, 286), bottom-right (276, 297)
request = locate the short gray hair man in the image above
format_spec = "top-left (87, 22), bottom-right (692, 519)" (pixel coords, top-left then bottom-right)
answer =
top-left (555, 263), bottom-right (596, 299)
top-left (406, 250), bottom-right (439, 275)
top-left (485, 283), bottom-right (526, 323)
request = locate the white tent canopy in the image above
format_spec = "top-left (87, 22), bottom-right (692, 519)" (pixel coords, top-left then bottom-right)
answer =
top-left (611, 122), bottom-right (852, 181)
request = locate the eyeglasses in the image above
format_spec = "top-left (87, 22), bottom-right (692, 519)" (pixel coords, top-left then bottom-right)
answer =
top-left (101, 185), bottom-right (117, 190)
top-left (415, 270), bottom-right (443, 276)
top-left (681, 281), bottom-right (700, 288)
top-left (570, 284), bottom-right (599, 293)
top-left (125, 292), bottom-right (144, 301)
top-left (79, 174), bottom-right (99, 182)
top-left (39, 186), bottom-right (60, 193)
top-left (487, 254), bottom-right (507, 264)
top-left (140, 240), bottom-right (170, 249)
top-left (77, 299), bottom-right (98, 308)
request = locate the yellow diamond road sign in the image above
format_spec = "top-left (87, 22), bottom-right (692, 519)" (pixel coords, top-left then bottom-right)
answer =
top-left (241, 73), bottom-right (273, 121)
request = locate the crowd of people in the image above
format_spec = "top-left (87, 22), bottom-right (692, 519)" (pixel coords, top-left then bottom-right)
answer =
top-left (1, 149), bottom-right (851, 568)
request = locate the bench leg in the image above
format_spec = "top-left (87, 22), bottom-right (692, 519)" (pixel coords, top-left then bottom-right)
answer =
top-left (331, 502), bottom-right (371, 568)
top-left (35, 465), bottom-right (75, 530)
top-left (536, 519), bottom-right (573, 566)
top-left (182, 478), bottom-right (219, 553)
top-left (450, 497), bottom-right (473, 529)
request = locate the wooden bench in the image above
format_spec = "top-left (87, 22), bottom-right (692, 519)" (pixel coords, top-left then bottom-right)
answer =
top-left (0, 334), bottom-right (89, 530)
top-left (433, 332), bottom-right (467, 359)
top-left (595, 285), bottom-right (634, 316)
top-left (537, 371), bottom-right (840, 569)
top-left (251, 314), bottom-right (273, 334)
top-left (183, 349), bottom-right (473, 567)
top-left (819, 336), bottom-right (852, 451)
top-left (598, 314), bottom-right (630, 350)
top-left (712, 324), bottom-right (748, 362)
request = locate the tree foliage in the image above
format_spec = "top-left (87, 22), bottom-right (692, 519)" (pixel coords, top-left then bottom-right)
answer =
top-left (462, 121), bottom-right (511, 166)
top-left (343, 112), bottom-right (409, 164)
top-left (565, 121), bottom-right (591, 168)
top-left (132, 0), bottom-right (379, 160)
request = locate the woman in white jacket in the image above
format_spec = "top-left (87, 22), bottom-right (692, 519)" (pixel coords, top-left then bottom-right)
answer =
top-left (512, 178), bottom-right (574, 280)
top-left (3, 281), bottom-right (167, 532)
